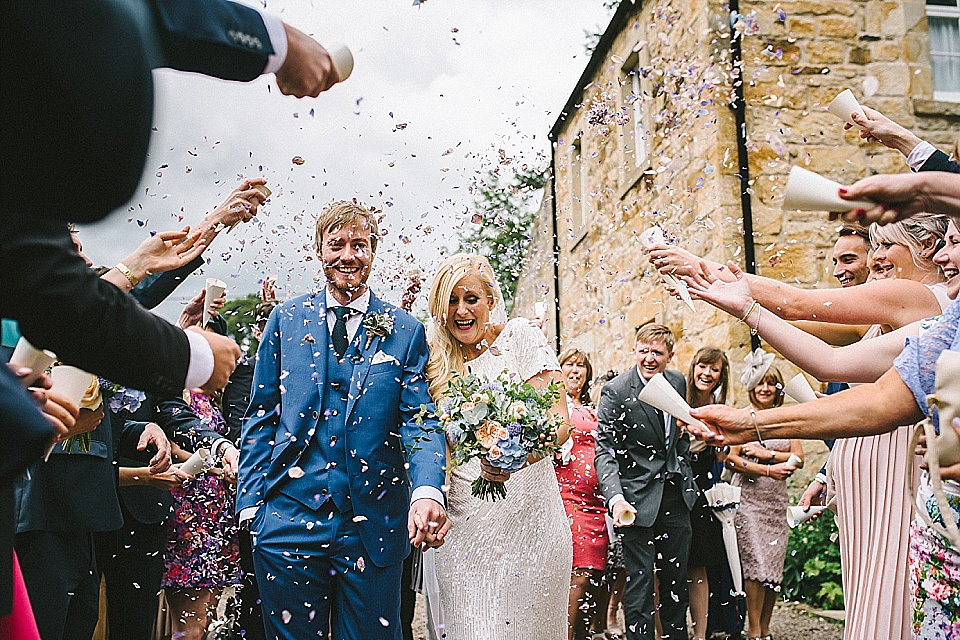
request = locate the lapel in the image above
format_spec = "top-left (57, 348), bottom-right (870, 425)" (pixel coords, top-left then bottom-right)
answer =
top-left (344, 292), bottom-right (386, 427)
top-left (633, 368), bottom-right (666, 448)
top-left (309, 290), bottom-right (329, 402)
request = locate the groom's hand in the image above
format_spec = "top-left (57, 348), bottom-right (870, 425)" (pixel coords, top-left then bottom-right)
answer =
top-left (408, 498), bottom-right (449, 549)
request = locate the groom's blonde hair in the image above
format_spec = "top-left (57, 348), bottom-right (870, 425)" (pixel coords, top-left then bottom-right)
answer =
top-left (314, 201), bottom-right (380, 253)
top-left (425, 253), bottom-right (502, 401)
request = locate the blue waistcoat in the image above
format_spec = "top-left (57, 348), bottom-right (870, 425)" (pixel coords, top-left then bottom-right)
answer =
top-left (277, 332), bottom-right (355, 512)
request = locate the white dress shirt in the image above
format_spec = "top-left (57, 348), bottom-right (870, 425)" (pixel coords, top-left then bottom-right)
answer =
top-left (325, 287), bottom-right (370, 343)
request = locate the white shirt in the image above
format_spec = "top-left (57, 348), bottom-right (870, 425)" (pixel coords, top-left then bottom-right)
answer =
top-left (325, 287), bottom-right (370, 344)
top-left (906, 140), bottom-right (937, 172)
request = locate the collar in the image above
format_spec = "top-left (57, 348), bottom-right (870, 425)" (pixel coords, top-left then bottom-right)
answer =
top-left (325, 287), bottom-right (370, 314)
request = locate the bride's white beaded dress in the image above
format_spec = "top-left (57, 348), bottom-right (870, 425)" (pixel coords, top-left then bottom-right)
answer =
top-left (433, 318), bottom-right (573, 639)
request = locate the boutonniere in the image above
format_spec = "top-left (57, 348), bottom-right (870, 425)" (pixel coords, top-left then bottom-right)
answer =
top-left (363, 312), bottom-right (394, 350)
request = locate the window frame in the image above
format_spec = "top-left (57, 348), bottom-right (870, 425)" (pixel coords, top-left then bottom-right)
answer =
top-left (927, 0), bottom-right (960, 102)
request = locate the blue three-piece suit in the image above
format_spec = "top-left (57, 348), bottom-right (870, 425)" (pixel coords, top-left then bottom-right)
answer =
top-left (237, 290), bottom-right (445, 639)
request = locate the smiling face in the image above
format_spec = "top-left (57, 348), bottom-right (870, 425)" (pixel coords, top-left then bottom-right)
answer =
top-left (935, 220), bottom-right (960, 299)
top-left (870, 239), bottom-right (916, 280)
top-left (752, 378), bottom-right (778, 409)
top-left (561, 357), bottom-right (588, 396)
top-left (832, 235), bottom-right (870, 287)
top-left (634, 339), bottom-right (672, 380)
top-left (445, 272), bottom-right (495, 349)
top-left (318, 221), bottom-right (374, 303)
top-left (692, 359), bottom-right (722, 394)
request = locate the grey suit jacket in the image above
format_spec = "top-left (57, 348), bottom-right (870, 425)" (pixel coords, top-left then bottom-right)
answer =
top-left (594, 367), bottom-right (699, 528)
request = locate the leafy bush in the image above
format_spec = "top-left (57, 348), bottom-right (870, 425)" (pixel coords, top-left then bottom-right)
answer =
top-left (781, 514), bottom-right (844, 609)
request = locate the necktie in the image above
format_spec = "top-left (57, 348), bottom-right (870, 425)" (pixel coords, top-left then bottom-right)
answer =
top-left (332, 306), bottom-right (352, 360)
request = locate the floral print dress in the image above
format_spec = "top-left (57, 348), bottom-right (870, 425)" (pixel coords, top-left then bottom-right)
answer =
top-left (161, 392), bottom-right (240, 589)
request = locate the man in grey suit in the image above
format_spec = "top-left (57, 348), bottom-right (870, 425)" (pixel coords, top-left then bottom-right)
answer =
top-left (594, 323), bottom-right (699, 640)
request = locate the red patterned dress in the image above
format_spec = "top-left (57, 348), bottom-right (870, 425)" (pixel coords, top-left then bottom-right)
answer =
top-left (554, 403), bottom-right (608, 570)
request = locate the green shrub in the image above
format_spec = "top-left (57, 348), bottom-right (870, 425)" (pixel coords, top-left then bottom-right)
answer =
top-left (782, 514), bottom-right (844, 609)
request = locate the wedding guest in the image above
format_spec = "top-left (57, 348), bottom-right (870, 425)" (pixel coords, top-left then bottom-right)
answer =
top-left (595, 324), bottom-right (698, 640)
top-left (553, 348), bottom-right (607, 640)
top-left (684, 348), bottom-right (729, 640)
top-left (844, 106), bottom-right (959, 174)
top-left (161, 303), bottom-right (242, 640)
top-left (725, 362), bottom-right (802, 640)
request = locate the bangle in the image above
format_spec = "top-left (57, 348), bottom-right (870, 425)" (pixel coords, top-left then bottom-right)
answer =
top-left (765, 466), bottom-right (770, 477)
top-left (739, 299), bottom-right (758, 322)
top-left (115, 262), bottom-right (140, 287)
top-left (750, 305), bottom-right (762, 336)
top-left (749, 407), bottom-right (766, 447)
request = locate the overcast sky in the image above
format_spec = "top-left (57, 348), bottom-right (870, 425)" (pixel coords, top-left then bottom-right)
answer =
top-left (77, 0), bottom-right (612, 322)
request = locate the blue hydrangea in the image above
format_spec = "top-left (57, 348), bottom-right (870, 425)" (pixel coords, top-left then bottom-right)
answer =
top-left (489, 436), bottom-right (526, 473)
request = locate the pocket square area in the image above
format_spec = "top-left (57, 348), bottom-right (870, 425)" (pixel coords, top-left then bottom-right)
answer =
top-left (371, 350), bottom-right (399, 366)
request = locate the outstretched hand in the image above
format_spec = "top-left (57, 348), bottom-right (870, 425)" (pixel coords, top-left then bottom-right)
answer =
top-left (682, 260), bottom-right (754, 318)
top-left (645, 243), bottom-right (702, 279)
top-left (845, 106), bottom-right (921, 156)
top-left (686, 404), bottom-right (755, 446)
top-left (123, 228), bottom-right (206, 279)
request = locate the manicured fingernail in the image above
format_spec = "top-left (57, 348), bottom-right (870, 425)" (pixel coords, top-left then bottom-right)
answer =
top-left (838, 188), bottom-right (847, 194)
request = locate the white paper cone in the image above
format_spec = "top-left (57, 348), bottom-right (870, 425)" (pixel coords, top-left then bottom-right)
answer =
top-left (786, 505), bottom-right (827, 528)
top-left (720, 521), bottom-right (744, 595)
top-left (785, 453), bottom-right (803, 470)
top-left (784, 373), bottom-right (818, 404)
top-left (227, 184), bottom-right (271, 233)
top-left (638, 227), bottom-right (696, 312)
top-left (203, 279), bottom-right (227, 327)
top-left (50, 366), bottom-right (95, 405)
top-left (534, 302), bottom-right (546, 318)
top-left (637, 373), bottom-right (708, 431)
top-left (10, 337), bottom-right (57, 387)
top-left (827, 89), bottom-right (866, 128)
top-left (782, 166), bottom-right (872, 212)
top-left (180, 448), bottom-right (211, 476)
top-left (616, 508), bottom-right (636, 527)
top-left (329, 44), bottom-right (354, 82)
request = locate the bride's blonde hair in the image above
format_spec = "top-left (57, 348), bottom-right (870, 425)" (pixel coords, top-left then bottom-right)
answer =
top-left (425, 254), bottom-right (503, 401)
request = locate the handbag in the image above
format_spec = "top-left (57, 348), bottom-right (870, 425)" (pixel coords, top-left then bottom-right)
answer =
top-left (906, 349), bottom-right (960, 550)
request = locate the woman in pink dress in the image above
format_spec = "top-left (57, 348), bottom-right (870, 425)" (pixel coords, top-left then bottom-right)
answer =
top-left (554, 348), bottom-right (608, 640)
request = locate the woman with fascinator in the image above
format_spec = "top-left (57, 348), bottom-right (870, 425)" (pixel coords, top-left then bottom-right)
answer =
top-left (423, 254), bottom-right (572, 639)
top-left (723, 352), bottom-right (803, 640)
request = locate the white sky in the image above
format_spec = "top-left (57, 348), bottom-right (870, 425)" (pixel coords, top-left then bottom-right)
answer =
top-left (77, 0), bottom-right (612, 321)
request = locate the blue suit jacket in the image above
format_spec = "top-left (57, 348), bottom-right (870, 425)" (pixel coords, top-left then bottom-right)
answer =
top-left (238, 290), bottom-right (445, 567)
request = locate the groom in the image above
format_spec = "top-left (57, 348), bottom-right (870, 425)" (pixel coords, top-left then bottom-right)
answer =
top-left (237, 202), bottom-right (447, 639)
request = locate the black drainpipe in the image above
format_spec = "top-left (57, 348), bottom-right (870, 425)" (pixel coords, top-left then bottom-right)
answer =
top-left (729, 0), bottom-right (761, 351)
top-left (549, 148), bottom-right (562, 354)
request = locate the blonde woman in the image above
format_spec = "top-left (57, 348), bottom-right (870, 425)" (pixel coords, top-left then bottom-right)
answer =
top-left (425, 254), bottom-right (572, 640)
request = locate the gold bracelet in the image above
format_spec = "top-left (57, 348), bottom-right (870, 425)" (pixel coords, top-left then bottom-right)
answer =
top-left (115, 262), bottom-right (140, 287)
top-left (738, 299), bottom-right (758, 322)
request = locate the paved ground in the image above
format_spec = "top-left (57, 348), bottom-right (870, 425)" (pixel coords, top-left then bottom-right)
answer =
top-left (409, 598), bottom-right (844, 640)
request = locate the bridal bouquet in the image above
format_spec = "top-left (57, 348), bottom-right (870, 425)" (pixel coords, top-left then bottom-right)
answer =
top-left (424, 371), bottom-right (564, 501)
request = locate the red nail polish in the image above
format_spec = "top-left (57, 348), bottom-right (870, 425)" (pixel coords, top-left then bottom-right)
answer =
top-left (838, 188), bottom-right (848, 194)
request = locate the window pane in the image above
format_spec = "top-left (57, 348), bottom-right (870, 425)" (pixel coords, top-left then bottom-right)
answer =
top-left (631, 72), bottom-right (647, 167)
top-left (926, 0), bottom-right (958, 8)
top-left (929, 16), bottom-right (960, 95)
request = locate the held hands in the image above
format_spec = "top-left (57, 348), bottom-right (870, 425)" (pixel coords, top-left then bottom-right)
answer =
top-left (408, 499), bottom-right (451, 549)
top-left (276, 24), bottom-right (339, 97)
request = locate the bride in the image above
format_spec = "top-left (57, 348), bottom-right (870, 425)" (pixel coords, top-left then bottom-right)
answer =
top-left (424, 254), bottom-right (573, 639)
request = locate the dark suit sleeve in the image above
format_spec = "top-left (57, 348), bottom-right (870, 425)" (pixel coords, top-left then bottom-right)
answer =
top-left (594, 383), bottom-right (625, 506)
top-left (149, 0), bottom-right (274, 81)
top-left (0, 221), bottom-right (190, 397)
top-left (155, 396), bottom-right (223, 452)
top-left (0, 367), bottom-right (56, 484)
top-left (131, 256), bottom-right (204, 310)
top-left (918, 150), bottom-right (960, 174)
top-left (222, 362), bottom-right (254, 445)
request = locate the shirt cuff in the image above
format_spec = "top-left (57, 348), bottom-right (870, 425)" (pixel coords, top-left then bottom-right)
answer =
top-left (238, 506), bottom-right (259, 524)
top-left (815, 471), bottom-right (828, 486)
top-left (257, 10), bottom-right (288, 75)
top-left (411, 485), bottom-right (445, 506)
top-left (609, 494), bottom-right (626, 510)
top-left (212, 438), bottom-right (233, 460)
top-left (184, 330), bottom-right (215, 391)
top-left (906, 140), bottom-right (936, 172)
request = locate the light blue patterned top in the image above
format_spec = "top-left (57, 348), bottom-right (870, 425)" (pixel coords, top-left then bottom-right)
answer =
top-left (894, 299), bottom-right (960, 430)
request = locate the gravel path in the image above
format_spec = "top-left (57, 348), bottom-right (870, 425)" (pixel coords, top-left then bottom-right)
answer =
top-left (409, 598), bottom-right (844, 640)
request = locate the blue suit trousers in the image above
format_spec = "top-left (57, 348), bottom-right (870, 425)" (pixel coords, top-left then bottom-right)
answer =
top-left (252, 493), bottom-right (403, 640)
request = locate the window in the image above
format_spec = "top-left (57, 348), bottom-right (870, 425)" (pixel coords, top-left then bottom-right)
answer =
top-left (928, 0), bottom-right (960, 101)
top-left (620, 51), bottom-right (650, 169)
top-left (569, 138), bottom-right (588, 242)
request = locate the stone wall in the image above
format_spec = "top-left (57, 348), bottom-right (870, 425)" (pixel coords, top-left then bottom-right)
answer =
top-left (535, 0), bottom-right (957, 404)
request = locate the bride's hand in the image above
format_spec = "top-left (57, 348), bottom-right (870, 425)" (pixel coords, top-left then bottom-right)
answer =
top-left (479, 458), bottom-right (510, 483)
top-left (682, 260), bottom-right (754, 318)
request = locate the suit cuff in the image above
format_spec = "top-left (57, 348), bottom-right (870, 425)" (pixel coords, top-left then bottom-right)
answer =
top-left (609, 494), bottom-right (626, 510)
top-left (906, 140), bottom-right (936, 172)
top-left (411, 486), bottom-right (444, 506)
top-left (212, 438), bottom-right (234, 460)
top-left (184, 330), bottom-right (214, 390)
top-left (238, 506), bottom-right (259, 524)
top-left (257, 10), bottom-right (288, 74)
